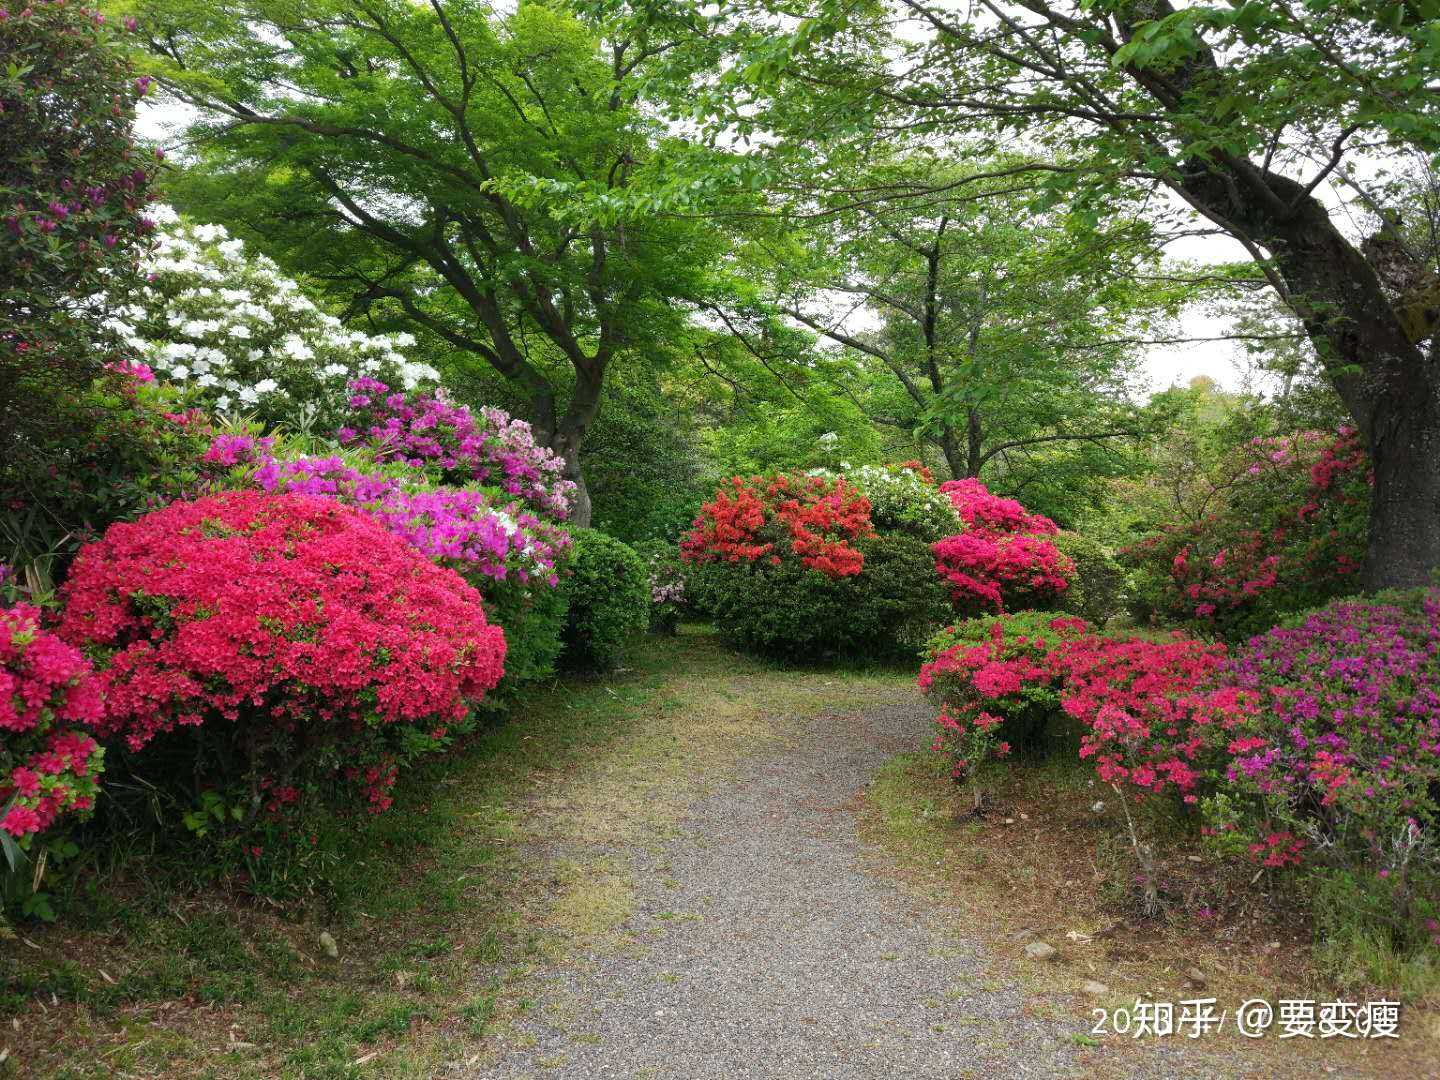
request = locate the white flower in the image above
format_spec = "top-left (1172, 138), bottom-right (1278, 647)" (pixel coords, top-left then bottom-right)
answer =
top-left (227, 324), bottom-right (252, 340)
top-left (216, 395), bottom-right (232, 410)
top-left (253, 378), bottom-right (280, 395)
top-left (238, 386), bottom-right (259, 405)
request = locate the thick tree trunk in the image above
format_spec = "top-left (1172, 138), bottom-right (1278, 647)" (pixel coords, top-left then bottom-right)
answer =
top-left (1363, 378), bottom-right (1440, 588)
top-left (1178, 165), bottom-right (1440, 590)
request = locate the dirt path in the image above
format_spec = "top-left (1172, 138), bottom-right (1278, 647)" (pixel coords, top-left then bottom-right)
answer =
top-left (476, 700), bottom-right (1101, 1079)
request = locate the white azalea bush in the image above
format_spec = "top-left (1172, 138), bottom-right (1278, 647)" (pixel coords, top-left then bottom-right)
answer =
top-left (106, 206), bottom-right (439, 427)
top-left (810, 463), bottom-right (961, 542)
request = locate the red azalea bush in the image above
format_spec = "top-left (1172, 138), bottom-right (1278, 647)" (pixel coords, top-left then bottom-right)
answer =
top-left (55, 491), bottom-right (506, 813)
top-left (681, 473), bottom-right (873, 578)
top-left (0, 604), bottom-right (105, 848)
top-left (1124, 428), bottom-right (1370, 639)
top-left (1054, 634), bottom-right (1252, 801)
top-left (919, 611), bottom-right (1092, 780)
top-left (932, 478), bottom-right (1073, 615)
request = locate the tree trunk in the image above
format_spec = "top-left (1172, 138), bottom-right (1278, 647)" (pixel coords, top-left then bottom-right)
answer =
top-left (1178, 165), bottom-right (1440, 590)
top-left (543, 360), bottom-right (606, 529)
top-left (1362, 378), bottom-right (1440, 588)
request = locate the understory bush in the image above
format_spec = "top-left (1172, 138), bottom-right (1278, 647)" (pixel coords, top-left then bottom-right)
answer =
top-left (559, 530), bottom-right (650, 672)
top-left (54, 492), bottom-right (507, 817)
top-left (1050, 530), bottom-right (1125, 625)
top-left (684, 470), bottom-right (953, 661)
top-left (697, 532), bottom-right (951, 662)
top-left (1123, 428), bottom-right (1370, 639)
top-left (632, 540), bottom-right (688, 635)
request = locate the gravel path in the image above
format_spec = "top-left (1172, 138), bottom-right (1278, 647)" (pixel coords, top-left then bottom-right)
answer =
top-left (477, 699), bottom-right (1091, 1079)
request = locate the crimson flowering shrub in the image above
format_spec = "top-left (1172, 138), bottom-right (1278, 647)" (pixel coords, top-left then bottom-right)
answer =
top-left (919, 612), bottom-right (1092, 780)
top-left (55, 491), bottom-right (506, 813)
top-left (681, 473), bottom-right (874, 578)
top-left (1054, 634), bottom-right (1252, 801)
top-left (939, 478), bottom-right (1059, 536)
top-left (932, 479), bottom-right (1073, 615)
top-left (1124, 428), bottom-right (1370, 639)
top-left (1214, 593), bottom-right (1440, 894)
top-left (339, 379), bottom-right (575, 522)
top-left (0, 604), bottom-right (104, 848)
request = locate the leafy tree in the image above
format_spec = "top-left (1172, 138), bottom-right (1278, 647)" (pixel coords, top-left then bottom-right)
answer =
top-left (600, 0), bottom-right (1440, 588)
top-left (125, 0), bottom-right (734, 523)
top-left (761, 161), bottom-right (1178, 497)
top-left (1, 1), bottom-right (157, 449)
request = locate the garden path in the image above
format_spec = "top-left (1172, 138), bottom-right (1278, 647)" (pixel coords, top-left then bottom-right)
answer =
top-left (472, 696), bottom-right (1289, 1080)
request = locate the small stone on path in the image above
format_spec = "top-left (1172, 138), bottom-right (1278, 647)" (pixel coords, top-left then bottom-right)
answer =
top-left (1024, 941), bottom-right (1058, 961)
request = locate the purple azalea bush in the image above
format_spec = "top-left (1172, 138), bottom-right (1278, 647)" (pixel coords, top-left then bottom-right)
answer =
top-left (202, 436), bottom-right (569, 587)
top-left (1209, 592), bottom-right (1440, 931)
top-left (338, 379), bottom-right (576, 523)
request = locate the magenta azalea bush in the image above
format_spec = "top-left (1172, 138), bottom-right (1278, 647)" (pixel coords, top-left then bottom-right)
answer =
top-left (0, 604), bottom-right (105, 849)
top-left (55, 491), bottom-right (507, 813)
top-left (1214, 593), bottom-right (1440, 890)
top-left (339, 379), bottom-right (576, 522)
top-left (919, 611), bottom-right (1092, 779)
top-left (932, 478), bottom-right (1074, 615)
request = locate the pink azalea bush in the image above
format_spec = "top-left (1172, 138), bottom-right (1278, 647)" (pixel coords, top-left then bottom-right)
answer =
top-left (932, 479), bottom-right (1073, 615)
top-left (919, 611), bottom-right (1092, 779)
top-left (339, 379), bottom-right (575, 522)
top-left (1125, 428), bottom-right (1370, 639)
top-left (0, 604), bottom-right (105, 847)
top-left (55, 491), bottom-right (507, 813)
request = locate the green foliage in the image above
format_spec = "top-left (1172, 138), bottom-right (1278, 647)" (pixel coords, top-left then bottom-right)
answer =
top-left (630, 539), bottom-right (687, 635)
top-left (559, 529), bottom-right (650, 671)
top-left (1, 2), bottom-right (156, 451)
top-left (1309, 868), bottom-right (1440, 1000)
top-left (1050, 530), bottom-right (1125, 626)
top-left (583, 380), bottom-right (713, 544)
top-left (696, 532), bottom-right (951, 663)
top-left (0, 379), bottom-right (212, 588)
top-left (483, 578), bottom-right (569, 698)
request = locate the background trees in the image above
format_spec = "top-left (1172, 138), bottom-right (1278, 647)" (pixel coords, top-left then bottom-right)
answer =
top-left (132, 0), bottom-right (735, 522)
top-left (592, 0), bottom-right (1440, 586)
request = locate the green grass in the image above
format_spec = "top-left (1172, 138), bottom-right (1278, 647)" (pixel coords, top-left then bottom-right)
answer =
top-left (0, 626), bottom-right (914, 1077)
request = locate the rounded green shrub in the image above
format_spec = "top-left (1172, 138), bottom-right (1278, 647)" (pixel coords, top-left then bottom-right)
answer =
top-left (559, 529), bottom-right (650, 671)
top-left (484, 578), bottom-right (569, 695)
top-left (1050, 530), bottom-right (1125, 625)
top-left (700, 532), bottom-right (951, 662)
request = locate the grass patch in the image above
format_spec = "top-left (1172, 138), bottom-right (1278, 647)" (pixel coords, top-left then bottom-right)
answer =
top-left (0, 626), bottom-right (912, 1077)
